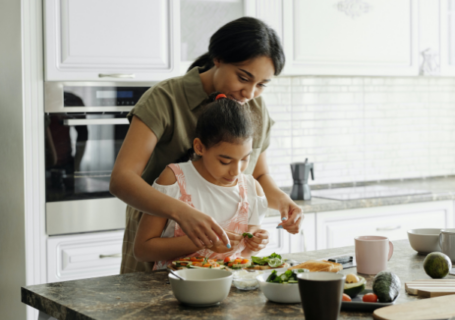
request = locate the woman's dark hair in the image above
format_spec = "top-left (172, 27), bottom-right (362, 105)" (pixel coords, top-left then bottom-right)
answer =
top-left (188, 17), bottom-right (285, 75)
top-left (176, 93), bottom-right (255, 163)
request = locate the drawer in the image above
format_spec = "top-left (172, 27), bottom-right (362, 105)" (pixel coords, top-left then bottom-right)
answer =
top-left (47, 230), bottom-right (124, 283)
top-left (317, 201), bottom-right (454, 250)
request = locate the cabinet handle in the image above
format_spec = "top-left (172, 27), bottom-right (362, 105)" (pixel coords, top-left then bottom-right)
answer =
top-left (99, 253), bottom-right (122, 259)
top-left (98, 73), bottom-right (135, 79)
top-left (376, 225), bottom-right (401, 232)
top-left (64, 118), bottom-right (129, 126)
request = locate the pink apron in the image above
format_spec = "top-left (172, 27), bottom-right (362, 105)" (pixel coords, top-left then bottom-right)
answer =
top-left (153, 163), bottom-right (249, 270)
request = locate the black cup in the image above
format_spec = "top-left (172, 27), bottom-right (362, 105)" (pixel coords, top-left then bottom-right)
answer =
top-left (297, 272), bottom-right (346, 320)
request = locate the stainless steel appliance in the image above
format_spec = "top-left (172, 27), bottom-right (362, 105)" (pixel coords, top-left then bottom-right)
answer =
top-left (45, 81), bottom-right (153, 235)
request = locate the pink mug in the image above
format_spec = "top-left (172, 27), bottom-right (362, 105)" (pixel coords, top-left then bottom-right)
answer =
top-left (355, 236), bottom-right (394, 274)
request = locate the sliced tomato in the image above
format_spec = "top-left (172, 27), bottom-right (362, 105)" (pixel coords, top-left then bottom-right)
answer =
top-left (241, 259), bottom-right (249, 264)
top-left (190, 257), bottom-right (204, 262)
top-left (224, 257), bottom-right (231, 263)
top-left (342, 293), bottom-right (352, 302)
top-left (202, 263), bottom-right (211, 268)
top-left (234, 258), bottom-right (242, 263)
top-left (227, 262), bottom-right (234, 267)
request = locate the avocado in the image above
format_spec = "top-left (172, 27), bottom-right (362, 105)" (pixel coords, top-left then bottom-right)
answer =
top-left (423, 252), bottom-right (452, 279)
top-left (372, 271), bottom-right (401, 302)
top-left (344, 275), bottom-right (366, 298)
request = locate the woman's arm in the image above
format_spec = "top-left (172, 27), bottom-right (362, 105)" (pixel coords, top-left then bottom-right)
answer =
top-left (253, 151), bottom-right (303, 234)
top-left (110, 116), bottom-right (230, 248)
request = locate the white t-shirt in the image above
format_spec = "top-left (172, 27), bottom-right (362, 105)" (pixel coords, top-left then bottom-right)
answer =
top-left (152, 161), bottom-right (268, 238)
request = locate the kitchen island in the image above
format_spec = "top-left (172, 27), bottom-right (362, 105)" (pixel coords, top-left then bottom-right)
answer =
top-left (22, 239), bottom-right (452, 320)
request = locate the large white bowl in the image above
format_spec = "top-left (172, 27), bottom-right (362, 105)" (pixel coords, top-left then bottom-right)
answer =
top-left (407, 228), bottom-right (442, 254)
top-left (257, 273), bottom-right (301, 303)
top-left (168, 269), bottom-right (233, 307)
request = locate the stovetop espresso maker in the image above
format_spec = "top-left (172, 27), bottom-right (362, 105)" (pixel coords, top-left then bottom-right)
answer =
top-left (290, 158), bottom-right (314, 201)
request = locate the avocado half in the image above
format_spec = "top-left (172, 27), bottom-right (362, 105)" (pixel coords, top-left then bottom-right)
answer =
top-left (344, 276), bottom-right (366, 298)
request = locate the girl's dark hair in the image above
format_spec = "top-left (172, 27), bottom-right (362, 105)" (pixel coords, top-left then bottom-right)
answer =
top-left (176, 93), bottom-right (255, 163)
top-left (188, 17), bottom-right (285, 75)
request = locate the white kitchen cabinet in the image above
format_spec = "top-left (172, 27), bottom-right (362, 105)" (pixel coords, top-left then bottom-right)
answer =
top-left (282, 0), bottom-right (419, 76)
top-left (316, 201), bottom-right (454, 250)
top-left (259, 214), bottom-right (290, 256)
top-left (289, 212), bottom-right (316, 253)
top-left (47, 230), bottom-right (124, 283)
top-left (440, 0), bottom-right (455, 75)
top-left (44, 0), bottom-right (181, 81)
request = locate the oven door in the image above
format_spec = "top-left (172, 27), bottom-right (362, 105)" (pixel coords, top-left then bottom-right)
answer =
top-left (45, 113), bottom-right (129, 235)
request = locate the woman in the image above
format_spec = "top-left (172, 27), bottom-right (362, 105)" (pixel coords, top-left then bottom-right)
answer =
top-left (110, 17), bottom-right (303, 273)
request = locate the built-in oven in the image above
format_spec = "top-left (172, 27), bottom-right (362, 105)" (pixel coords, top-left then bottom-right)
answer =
top-left (45, 82), bottom-right (154, 235)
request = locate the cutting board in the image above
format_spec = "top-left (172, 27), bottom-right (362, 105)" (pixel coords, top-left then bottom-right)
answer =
top-left (405, 279), bottom-right (455, 298)
top-left (373, 295), bottom-right (455, 320)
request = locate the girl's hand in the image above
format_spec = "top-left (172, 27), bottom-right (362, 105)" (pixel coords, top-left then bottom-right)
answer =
top-left (244, 229), bottom-right (269, 252)
top-left (276, 195), bottom-right (303, 234)
top-left (208, 231), bottom-right (243, 253)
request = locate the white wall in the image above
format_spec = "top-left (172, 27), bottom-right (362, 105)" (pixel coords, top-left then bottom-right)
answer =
top-left (264, 76), bottom-right (455, 187)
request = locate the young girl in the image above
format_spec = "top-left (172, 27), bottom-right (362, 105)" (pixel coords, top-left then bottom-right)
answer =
top-left (133, 94), bottom-right (268, 269)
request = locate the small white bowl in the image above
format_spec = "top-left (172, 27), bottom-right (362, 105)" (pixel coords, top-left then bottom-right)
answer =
top-left (168, 269), bottom-right (233, 307)
top-left (407, 228), bottom-right (442, 254)
top-left (232, 270), bottom-right (262, 290)
top-left (256, 273), bottom-right (301, 303)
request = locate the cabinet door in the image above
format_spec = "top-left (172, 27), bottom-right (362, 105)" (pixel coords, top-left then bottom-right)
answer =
top-left (282, 0), bottom-right (419, 76)
top-left (259, 215), bottom-right (290, 256)
top-left (317, 201), bottom-right (454, 250)
top-left (440, 0), bottom-right (455, 75)
top-left (47, 230), bottom-right (124, 283)
top-left (44, 0), bottom-right (180, 81)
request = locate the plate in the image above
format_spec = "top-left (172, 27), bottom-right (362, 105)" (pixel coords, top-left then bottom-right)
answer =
top-left (341, 289), bottom-right (399, 312)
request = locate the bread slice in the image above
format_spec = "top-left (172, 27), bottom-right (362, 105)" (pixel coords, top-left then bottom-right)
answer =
top-left (288, 260), bottom-right (343, 272)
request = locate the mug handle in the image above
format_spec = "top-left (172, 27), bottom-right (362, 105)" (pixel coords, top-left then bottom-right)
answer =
top-left (388, 241), bottom-right (394, 261)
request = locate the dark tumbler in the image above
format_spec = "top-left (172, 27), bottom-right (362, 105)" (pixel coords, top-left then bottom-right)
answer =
top-left (297, 272), bottom-right (346, 320)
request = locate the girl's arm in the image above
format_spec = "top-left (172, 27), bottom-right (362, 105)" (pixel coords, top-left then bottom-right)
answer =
top-left (110, 116), bottom-right (230, 249)
top-left (253, 151), bottom-right (303, 234)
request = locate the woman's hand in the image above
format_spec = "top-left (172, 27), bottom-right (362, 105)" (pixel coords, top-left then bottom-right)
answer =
top-left (209, 231), bottom-right (243, 253)
top-left (175, 208), bottom-right (232, 249)
top-left (244, 229), bottom-right (269, 252)
top-left (276, 195), bottom-right (303, 234)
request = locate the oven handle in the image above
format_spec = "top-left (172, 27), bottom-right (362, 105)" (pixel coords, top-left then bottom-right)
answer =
top-left (64, 118), bottom-right (130, 126)
top-left (98, 73), bottom-right (135, 78)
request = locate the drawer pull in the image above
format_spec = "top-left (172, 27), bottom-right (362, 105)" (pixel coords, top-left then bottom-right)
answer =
top-left (99, 253), bottom-right (122, 259)
top-left (376, 225), bottom-right (401, 232)
top-left (98, 73), bottom-right (135, 78)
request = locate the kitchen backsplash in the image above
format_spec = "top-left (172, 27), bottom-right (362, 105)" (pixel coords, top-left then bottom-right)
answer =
top-left (263, 77), bottom-right (455, 187)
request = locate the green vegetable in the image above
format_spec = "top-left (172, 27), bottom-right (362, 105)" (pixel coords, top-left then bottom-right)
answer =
top-left (266, 270), bottom-right (298, 284)
top-left (292, 268), bottom-right (309, 274)
top-left (242, 232), bottom-right (254, 238)
top-left (372, 271), bottom-right (401, 302)
top-left (344, 276), bottom-right (366, 298)
top-left (423, 252), bottom-right (452, 279)
top-left (251, 253), bottom-right (283, 267)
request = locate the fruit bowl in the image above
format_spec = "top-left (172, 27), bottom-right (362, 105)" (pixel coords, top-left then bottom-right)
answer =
top-left (407, 228), bottom-right (442, 254)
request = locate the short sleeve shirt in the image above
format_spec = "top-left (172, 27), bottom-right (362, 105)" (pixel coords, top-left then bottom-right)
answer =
top-left (127, 67), bottom-right (274, 184)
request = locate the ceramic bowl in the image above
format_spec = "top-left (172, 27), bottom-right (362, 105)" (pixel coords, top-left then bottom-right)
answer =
top-left (168, 269), bottom-right (233, 307)
top-left (407, 228), bottom-right (442, 254)
top-left (256, 273), bottom-right (301, 303)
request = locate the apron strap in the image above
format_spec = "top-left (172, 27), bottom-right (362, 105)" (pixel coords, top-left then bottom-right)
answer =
top-left (167, 163), bottom-right (193, 206)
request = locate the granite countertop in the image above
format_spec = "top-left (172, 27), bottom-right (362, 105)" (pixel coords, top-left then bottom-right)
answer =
top-left (22, 240), bottom-right (450, 320)
top-left (270, 176), bottom-right (455, 215)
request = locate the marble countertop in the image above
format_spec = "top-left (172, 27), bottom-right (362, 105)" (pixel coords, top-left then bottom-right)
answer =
top-left (269, 176), bottom-right (455, 215)
top-left (22, 240), bottom-right (450, 320)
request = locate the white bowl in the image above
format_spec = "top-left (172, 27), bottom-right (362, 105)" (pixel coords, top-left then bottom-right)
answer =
top-left (256, 273), bottom-right (301, 303)
top-left (407, 228), bottom-right (442, 254)
top-left (168, 269), bottom-right (233, 307)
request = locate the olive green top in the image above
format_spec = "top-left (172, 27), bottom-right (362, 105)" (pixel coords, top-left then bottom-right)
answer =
top-left (127, 67), bottom-right (274, 184)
